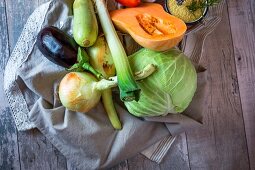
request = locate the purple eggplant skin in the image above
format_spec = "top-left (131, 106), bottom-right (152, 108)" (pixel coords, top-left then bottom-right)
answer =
top-left (37, 26), bottom-right (78, 68)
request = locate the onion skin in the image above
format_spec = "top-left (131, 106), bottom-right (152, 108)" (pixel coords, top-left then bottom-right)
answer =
top-left (59, 72), bottom-right (101, 112)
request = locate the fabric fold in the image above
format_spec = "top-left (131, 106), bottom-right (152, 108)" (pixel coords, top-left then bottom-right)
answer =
top-left (29, 97), bottom-right (170, 169)
top-left (3, 0), bottom-right (224, 168)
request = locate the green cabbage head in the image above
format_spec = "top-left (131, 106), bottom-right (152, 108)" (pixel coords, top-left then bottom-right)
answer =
top-left (125, 48), bottom-right (197, 117)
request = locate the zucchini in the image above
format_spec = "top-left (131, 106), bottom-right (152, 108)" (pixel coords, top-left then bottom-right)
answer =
top-left (73, 0), bottom-right (98, 47)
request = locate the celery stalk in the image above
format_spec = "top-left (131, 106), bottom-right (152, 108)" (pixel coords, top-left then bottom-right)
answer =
top-left (102, 89), bottom-right (122, 130)
top-left (94, 0), bottom-right (140, 101)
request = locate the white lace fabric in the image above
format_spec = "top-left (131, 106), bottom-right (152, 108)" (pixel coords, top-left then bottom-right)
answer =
top-left (4, 2), bottom-right (51, 131)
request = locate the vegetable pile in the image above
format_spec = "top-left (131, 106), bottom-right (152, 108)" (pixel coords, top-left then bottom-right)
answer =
top-left (36, 0), bottom-right (202, 130)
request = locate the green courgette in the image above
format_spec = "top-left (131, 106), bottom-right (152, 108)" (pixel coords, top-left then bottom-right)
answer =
top-left (73, 0), bottom-right (98, 47)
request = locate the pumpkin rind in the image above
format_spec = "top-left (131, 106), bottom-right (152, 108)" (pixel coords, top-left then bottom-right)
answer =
top-left (110, 3), bottom-right (187, 51)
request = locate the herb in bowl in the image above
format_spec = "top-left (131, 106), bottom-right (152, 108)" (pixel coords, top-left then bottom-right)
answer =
top-left (165, 0), bottom-right (220, 24)
top-left (187, 0), bottom-right (220, 12)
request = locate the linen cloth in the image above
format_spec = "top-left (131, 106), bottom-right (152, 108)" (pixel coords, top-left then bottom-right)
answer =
top-left (3, 0), bottom-right (224, 169)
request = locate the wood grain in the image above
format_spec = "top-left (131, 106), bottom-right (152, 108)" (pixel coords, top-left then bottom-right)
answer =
top-left (5, 0), bottom-right (45, 52)
top-left (0, 0), bottom-right (20, 169)
top-left (186, 4), bottom-right (250, 170)
top-left (126, 134), bottom-right (189, 170)
top-left (0, 0), bottom-right (10, 71)
top-left (160, 133), bottom-right (190, 170)
top-left (18, 130), bottom-right (67, 170)
top-left (227, 0), bottom-right (255, 169)
top-left (67, 159), bottom-right (129, 170)
top-left (0, 108), bottom-right (20, 170)
top-left (4, 1), bottom-right (68, 169)
top-left (0, 107), bottom-right (20, 170)
top-left (0, 0), bottom-right (254, 169)
top-left (127, 154), bottom-right (160, 170)
top-left (110, 160), bottom-right (129, 170)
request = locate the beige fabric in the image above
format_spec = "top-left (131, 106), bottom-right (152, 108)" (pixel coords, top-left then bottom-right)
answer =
top-left (4, 0), bottom-right (225, 168)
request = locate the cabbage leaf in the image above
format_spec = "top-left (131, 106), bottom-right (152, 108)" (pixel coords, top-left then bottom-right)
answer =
top-left (125, 48), bottom-right (197, 117)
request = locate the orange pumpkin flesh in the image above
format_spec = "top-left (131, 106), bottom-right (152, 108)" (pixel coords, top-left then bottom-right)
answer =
top-left (110, 3), bottom-right (187, 51)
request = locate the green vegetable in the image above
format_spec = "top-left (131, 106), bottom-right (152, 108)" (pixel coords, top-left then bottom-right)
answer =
top-left (125, 48), bottom-right (197, 117)
top-left (87, 36), bottom-right (122, 130)
top-left (68, 47), bottom-right (104, 79)
top-left (87, 36), bottom-right (115, 78)
top-left (94, 0), bottom-right (140, 102)
top-left (101, 89), bottom-right (121, 129)
top-left (73, 0), bottom-right (98, 47)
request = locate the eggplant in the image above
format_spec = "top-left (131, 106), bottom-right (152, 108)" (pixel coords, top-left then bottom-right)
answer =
top-left (37, 26), bottom-right (78, 68)
top-left (37, 26), bottom-right (104, 79)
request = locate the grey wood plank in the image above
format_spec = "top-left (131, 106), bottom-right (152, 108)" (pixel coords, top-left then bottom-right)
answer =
top-left (18, 129), bottom-right (66, 170)
top-left (160, 133), bottom-right (190, 170)
top-left (0, 0), bottom-right (20, 169)
top-left (66, 161), bottom-right (77, 170)
top-left (68, 160), bottom-right (128, 170)
top-left (5, 1), bottom-right (68, 170)
top-left (127, 154), bottom-right (160, 170)
top-left (0, 0), bottom-right (11, 124)
top-left (66, 157), bottom-right (129, 170)
top-left (110, 134), bottom-right (190, 170)
top-left (0, 108), bottom-right (20, 170)
top-left (0, 0), bottom-right (10, 71)
top-left (126, 134), bottom-right (189, 170)
top-left (110, 160), bottom-right (129, 170)
top-left (5, 0), bottom-right (46, 52)
top-left (227, 0), bottom-right (255, 169)
top-left (186, 4), bottom-right (250, 170)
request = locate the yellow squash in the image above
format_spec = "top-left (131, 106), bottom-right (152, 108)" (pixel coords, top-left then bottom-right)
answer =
top-left (110, 3), bottom-right (187, 51)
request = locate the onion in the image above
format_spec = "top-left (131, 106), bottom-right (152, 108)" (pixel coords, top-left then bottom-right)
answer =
top-left (59, 64), bottom-right (156, 113)
top-left (59, 72), bottom-right (102, 112)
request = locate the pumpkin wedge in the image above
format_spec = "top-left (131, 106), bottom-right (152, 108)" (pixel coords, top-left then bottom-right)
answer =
top-left (110, 3), bottom-right (187, 51)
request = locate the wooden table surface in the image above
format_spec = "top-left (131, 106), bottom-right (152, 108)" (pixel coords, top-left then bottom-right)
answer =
top-left (0, 0), bottom-right (254, 169)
